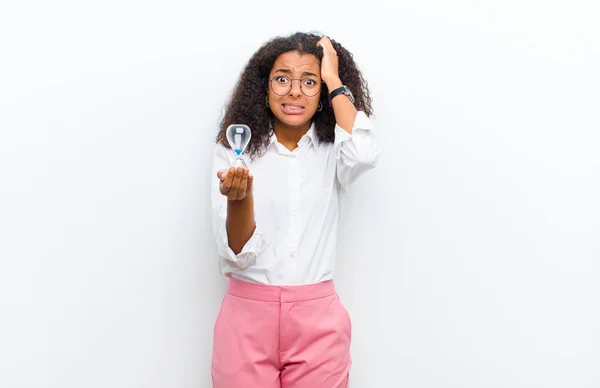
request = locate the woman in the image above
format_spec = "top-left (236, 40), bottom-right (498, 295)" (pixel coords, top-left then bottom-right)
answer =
top-left (210, 32), bottom-right (381, 388)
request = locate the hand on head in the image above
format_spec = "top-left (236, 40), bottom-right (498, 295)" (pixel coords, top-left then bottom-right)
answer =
top-left (316, 36), bottom-right (340, 87)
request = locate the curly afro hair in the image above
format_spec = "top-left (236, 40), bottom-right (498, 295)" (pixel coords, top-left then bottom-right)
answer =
top-left (216, 32), bottom-right (372, 159)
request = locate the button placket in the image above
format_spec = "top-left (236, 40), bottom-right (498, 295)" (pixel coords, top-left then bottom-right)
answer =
top-left (287, 155), bottom-right (301, 264)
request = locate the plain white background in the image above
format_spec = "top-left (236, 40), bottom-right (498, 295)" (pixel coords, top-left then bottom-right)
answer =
top-left (1, 0), bottom-right (598, 387)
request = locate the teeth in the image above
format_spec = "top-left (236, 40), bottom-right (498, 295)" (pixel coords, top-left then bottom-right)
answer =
top-left (284, 105), bottom-right (302, 110)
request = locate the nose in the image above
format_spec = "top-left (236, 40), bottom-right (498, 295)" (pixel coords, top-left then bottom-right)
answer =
top-left (289, 79), bottom-right (302, 97)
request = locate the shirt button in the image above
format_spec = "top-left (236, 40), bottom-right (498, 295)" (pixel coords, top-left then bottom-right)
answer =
top-left (289, 253), bottom-right (295, 258)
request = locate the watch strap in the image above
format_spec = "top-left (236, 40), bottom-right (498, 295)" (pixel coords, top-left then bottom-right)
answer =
top-left (329, 86), bottom-right (348, 101)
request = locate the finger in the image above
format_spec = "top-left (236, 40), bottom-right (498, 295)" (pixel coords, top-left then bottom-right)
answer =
top-left (237, 169), bottom-right (249, 199)
top-left (234, 167), bottom-right (250, 199)
top-left (318, 36), bottom-right (333, 50)
top-left (317, 35), bottom-right (330, 45)
top-left (325, 41), bottom-right (337, 56)
top-left (216, 169), bottom-right (227, 182)
top-left (317, 39), bottom-right (327, 53)
top-left (322, 38), bottom-right (337, 55)
top-left (317, 37), bottom-right (331, 53)
top-left (246, 173), bottom-right (254, 192)
top-left (230, 167), bottom-right (244, 197)
top-left (221, 167), bottom-right (236, 193)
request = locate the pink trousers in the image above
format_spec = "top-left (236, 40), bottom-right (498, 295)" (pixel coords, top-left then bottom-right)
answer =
top-left (211, 278), bottom-right (352, 388)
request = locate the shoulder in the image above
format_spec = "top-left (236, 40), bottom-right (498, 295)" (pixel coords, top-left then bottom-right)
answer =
top-left (212, 143), bottom-right (235, 167)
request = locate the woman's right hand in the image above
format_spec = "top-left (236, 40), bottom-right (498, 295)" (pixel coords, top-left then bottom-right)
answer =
top-left (217, 167), bottom-right (253, 201)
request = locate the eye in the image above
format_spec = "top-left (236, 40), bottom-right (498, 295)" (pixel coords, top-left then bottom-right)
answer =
top-left (303, 78), bottom-right (316, 86)
top-left (275, 76), bottom-right (290, 84)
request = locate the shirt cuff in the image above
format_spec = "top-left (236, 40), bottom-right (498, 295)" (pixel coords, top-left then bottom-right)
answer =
top-left (333, 111), bottom-right (375, 157)
top-left (217, 224), bottom-right (264, 270)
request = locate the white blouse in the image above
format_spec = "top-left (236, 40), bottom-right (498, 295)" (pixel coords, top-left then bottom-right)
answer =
top-left (211, 111), bottom-right (381, 285)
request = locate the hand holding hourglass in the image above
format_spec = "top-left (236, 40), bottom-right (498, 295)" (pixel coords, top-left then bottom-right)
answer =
top-left (217, 124), bottom-right (253, 201)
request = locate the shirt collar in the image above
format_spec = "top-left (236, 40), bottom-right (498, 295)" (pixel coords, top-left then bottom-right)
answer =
top-left (303, 123), bottom-right (319, 146)
top-left (268, 122), bottom-right (318, 149)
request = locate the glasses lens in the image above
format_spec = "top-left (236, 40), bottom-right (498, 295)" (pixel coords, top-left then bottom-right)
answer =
top-left (271, 76), bottom-right (291, 96)
top-left (301, 78), bottom-right (320, 97)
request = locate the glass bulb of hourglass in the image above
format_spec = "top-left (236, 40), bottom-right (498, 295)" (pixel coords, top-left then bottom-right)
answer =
top-left (226, 124), bottom-right (251, 168)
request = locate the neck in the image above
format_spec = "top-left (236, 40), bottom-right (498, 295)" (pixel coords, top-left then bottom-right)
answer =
top-left (273, 120), bottom-right (311, 151)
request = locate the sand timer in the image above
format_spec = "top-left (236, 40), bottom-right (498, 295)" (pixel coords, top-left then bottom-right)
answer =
top-left (226, 124), bottom-right (251, 168)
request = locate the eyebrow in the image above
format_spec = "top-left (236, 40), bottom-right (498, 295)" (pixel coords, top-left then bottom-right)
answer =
top-left (273, 68), bottom-right (319, 78)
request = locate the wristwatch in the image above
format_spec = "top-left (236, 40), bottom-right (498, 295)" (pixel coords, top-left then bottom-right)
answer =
top-left (329, 85), bottom-right (355, 104)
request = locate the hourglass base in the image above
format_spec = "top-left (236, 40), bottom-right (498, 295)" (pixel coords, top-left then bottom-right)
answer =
top-left (231, 157), bottom-right (247, 168)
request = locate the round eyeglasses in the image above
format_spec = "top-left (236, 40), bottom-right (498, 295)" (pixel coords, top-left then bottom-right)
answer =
top-left (269, 75), bottom-right (322, 97)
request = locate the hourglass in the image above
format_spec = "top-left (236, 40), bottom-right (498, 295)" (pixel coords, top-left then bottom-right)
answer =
top-left (226, 124), bottom-right (251, 168)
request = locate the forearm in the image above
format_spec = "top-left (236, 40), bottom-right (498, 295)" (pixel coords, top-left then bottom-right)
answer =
top-left (226, 193), bottom-right (256, 255)
top-left (327, 78), bottom-right (357, 133)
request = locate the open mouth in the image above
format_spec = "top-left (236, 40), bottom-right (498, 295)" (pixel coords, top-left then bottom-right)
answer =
top-left (281, 104), bottom-right (305, 114)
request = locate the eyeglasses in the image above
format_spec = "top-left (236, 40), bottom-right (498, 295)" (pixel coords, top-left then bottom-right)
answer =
top-left (269, 75), bottom-right (322, 97)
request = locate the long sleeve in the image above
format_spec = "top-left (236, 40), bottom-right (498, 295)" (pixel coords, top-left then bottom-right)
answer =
top-left (334, 111), bottom-right (382, 190)
top-left (211, 144), bottom-right (265, 273)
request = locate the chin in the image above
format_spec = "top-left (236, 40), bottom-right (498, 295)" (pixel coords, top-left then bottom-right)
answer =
top-left (276, 113), bottom-right (315, 128)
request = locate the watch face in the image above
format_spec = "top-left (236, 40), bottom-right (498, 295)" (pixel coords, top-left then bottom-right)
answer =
top-left (345, 87), bottom-right (355, 103)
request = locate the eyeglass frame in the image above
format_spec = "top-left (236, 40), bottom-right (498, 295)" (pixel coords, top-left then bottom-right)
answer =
top-left (268, 75), bottom-right (324, 97)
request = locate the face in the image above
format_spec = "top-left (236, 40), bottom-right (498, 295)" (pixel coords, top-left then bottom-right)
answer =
top-left (267, 50), bottom-right (322, 130)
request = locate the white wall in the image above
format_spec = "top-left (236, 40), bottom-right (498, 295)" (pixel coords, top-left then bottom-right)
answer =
top-left (1, 0), bottom-right (598, 387)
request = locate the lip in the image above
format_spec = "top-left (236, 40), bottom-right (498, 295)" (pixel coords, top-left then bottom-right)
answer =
top-left (281, 103), bottom-right (305, 115)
